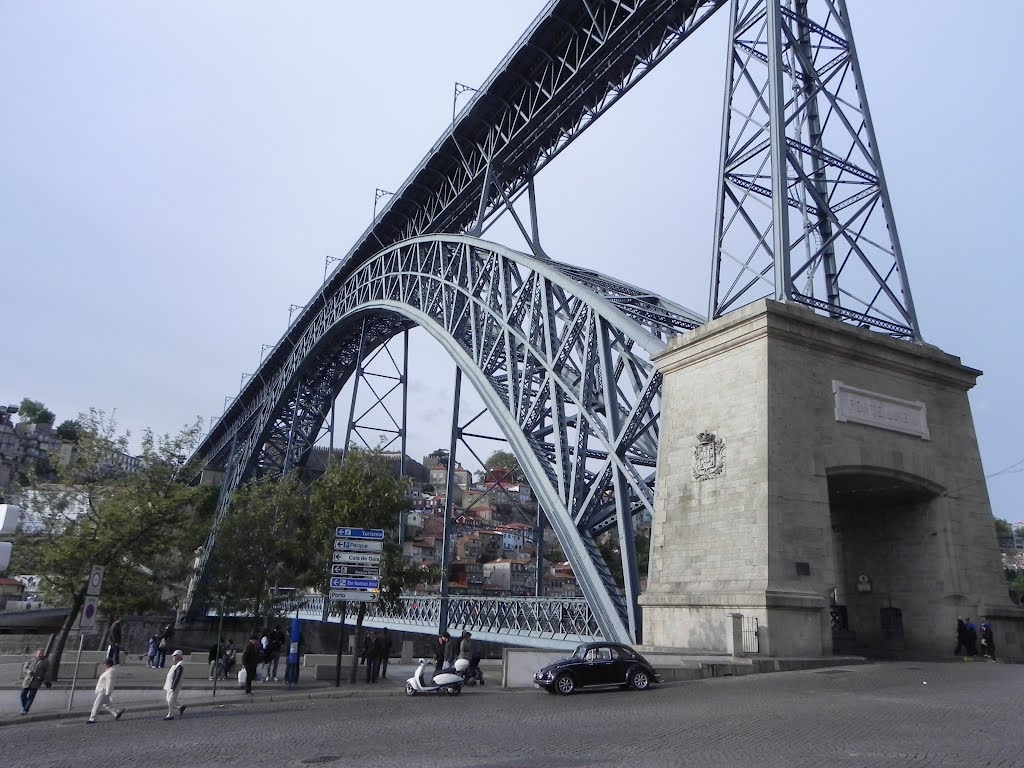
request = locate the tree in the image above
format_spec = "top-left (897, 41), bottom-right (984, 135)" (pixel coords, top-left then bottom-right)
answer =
top-left (10, 410), bottom-right (215, 678)
top-left (205, 473), bottom-right (309, 628)
top-left (483, 449), bottom-right (524, 482)
top-left (56, 420), bottom-right (81, 443)
top-left (18, 398), bottom-right (56, 425)
top-left (307, 447), bottom-right (412, 682)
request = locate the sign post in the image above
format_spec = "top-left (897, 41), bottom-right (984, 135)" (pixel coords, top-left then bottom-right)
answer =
top-left (69, 565), bottom-right (104, 711)
top-left (327, 528), bottom-right (384, 687)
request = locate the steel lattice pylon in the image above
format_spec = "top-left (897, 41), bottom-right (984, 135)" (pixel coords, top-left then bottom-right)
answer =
top-left (710, 0), bottom-right (920, 340)
top-left (189, 235), bottom-right (703, 644)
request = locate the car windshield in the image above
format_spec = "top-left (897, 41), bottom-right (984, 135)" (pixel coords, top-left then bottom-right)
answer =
top-left (571, 645), bottom-right (589, 659)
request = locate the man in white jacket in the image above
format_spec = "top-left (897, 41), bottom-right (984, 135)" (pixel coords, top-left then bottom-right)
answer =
top-left (163, 649), bottom-right (187, 720)
top-left (87, 659), bottom-right (125, 724)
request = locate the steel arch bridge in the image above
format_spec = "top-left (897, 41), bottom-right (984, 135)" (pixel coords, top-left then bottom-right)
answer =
top-left (195, 234), bottom-right (702, 643)
top-left (187, 0), bottom-right (920, 645)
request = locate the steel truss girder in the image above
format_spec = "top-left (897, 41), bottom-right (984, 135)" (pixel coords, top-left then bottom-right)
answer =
top-left (709, 0), bottom-right (921, 340)
top-left (189, 235), bottom-right (704, 643)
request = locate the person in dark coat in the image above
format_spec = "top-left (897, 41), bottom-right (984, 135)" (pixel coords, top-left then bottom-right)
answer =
top-left (953, 617), bottom-right (969, 656)
top-left (433, 632), bottom-right (449, 669)
top-left (241, 636), bottom-right (259, 695)
top-left (964, 617), bottom-right (979, 656)
top-left (444, 631), bottom-right (462, 669)
top-left (368, 630), bottom-right (385, 684)
top-left (379, 628), bottom-right (393, 679)
top-left (980, 617), bottom-right (996, 660)
top-left (107, 616), bottom-right (123, 665)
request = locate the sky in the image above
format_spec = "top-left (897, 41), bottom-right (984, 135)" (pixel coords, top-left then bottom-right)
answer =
top-left (1, 2), bottom-right (1021, 522)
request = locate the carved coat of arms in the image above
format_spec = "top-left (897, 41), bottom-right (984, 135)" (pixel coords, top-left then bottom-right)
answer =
top-left (693, 431), bottom-right (725, 480)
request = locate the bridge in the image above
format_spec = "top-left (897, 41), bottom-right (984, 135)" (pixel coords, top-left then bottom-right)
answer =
top-left (186, 0), bottom-right (920, 648)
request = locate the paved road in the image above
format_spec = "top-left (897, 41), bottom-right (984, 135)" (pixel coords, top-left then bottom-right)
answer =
top-left (3, 661), bottom-right (1022, 768)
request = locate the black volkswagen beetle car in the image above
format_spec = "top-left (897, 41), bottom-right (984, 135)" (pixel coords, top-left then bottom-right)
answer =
top-left (533, 642), bottom-right (662, 695)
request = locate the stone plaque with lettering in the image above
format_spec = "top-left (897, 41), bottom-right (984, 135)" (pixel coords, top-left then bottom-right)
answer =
top-left (833, 381), bottom-right (929, 439)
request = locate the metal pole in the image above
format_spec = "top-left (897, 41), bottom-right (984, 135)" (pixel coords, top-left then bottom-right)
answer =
top-left (398, 329), bottom-right (409, 545)
top-left (766, 0), bottom-right (794, 301)
top-left (334, 601), bottom-right (347, 687)
top-left (535, 506), bottom-right (545, 597)
top-left (438, 366), bottom-right (462, 635)
top-left (66, 635), bottom-right (84, 711)
top-left (212, 597), bottom-right (225, 697)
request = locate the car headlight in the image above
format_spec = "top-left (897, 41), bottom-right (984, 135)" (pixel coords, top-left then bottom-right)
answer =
top-left (535, 670), bottom-right (553, 680)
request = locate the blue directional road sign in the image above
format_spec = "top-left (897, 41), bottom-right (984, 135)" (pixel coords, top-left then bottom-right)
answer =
top-left (329, 577), bottom-right (380, 590)
top-left (332, 551), bottom-right (382, 565)
top-left (329, 564), bottom-right (380, 577)
top-left (333, 539), bottom-right (383, 552)
top-left (334, 527), bottom-right (385, 540)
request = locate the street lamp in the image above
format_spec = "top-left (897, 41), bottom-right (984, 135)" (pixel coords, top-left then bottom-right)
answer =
top-left (0, 405), bottom-right (17, 427)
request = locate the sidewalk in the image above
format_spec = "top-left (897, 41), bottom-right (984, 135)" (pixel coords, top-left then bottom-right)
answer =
top-left (0, 658), bottom-right (422, 726)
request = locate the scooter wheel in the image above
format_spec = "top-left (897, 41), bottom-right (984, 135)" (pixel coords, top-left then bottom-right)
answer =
top-left (405, 682), bottom-right (416, 696)
top-left (446, 685), bottom-right (461, 696)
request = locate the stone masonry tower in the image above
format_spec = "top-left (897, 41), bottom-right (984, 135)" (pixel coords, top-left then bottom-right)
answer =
top-left (640, 300), bottom-right (1023, 659)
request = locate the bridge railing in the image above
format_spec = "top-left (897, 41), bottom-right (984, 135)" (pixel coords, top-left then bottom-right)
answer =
top-left (273, 595), bottom-right (602, 646)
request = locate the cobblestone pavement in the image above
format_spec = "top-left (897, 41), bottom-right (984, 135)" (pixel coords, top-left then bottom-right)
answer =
top-left (4, 661), bottom-right (1023, 768)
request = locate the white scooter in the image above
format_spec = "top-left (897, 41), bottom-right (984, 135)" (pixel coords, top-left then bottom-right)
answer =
top-left (406, 657), bottom-right (468, 696)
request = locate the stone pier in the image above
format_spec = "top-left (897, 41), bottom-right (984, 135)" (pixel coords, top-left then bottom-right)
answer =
top-left (640, 300), bottom-right (1024, 659)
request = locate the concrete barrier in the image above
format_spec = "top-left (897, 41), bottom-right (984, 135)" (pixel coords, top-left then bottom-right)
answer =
top-left (502, 648), bottom-right (571, 688)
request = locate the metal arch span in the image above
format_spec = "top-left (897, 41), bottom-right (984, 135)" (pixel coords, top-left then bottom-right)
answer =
top-left (190, 235), bottom-right (704, 644)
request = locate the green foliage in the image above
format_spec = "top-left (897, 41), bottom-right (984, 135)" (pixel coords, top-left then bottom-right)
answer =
top-left (483, 449), bottom-right (524, 481)
top-left (307, 447), bottom-right (412, 607)
top-left (18, 398), bottom-right (56, 425)
top-left (994, 518), bottom-right (1013, 536)
top-left (11, 410), bottom-right (214, 673)
top-left (205, 473), bottom-right (309, 623)
top-left (56, 420), bottom-right (80, 443)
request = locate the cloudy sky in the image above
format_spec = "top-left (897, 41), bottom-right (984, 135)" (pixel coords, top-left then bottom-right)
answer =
top-left (2, 2), bottom-right (1021, 521)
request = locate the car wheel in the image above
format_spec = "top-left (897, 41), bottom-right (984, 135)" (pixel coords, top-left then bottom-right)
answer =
top-left (555, 673), bottom-right (576, 695)
top-left (405, 682), bottom-right (416, 696)
top-left (629, 669), bottom-right (650, 690)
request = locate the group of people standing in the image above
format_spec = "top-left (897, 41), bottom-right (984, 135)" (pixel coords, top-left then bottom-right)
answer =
top-left (144, 623), bottom-right (176, 668)
top-left (954, 616), bottom-right (996, 660)
top-left (433, 630), bottom-right (476, 670)
top-left (359, 628), bottom-right (393, 683)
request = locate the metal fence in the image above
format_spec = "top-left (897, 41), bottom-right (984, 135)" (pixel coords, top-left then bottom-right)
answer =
top-left (271, 594), bottom-right (602, 650)
top-left (741, 615), bottom-right (759, 654)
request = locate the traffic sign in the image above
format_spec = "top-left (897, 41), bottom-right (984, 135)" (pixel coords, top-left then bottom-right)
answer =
top-left (333, 539), bottom-right (383, 552)
top-left (86, 565), bottom-right (105, 597)
top-left (328, 589), bottom-right (378, 603)
top-left (79, 596), bottom-right (100, 633)
top-left (332, 551), bottom-right (382, 565)
top-left (330, 577), bottom-right (380, 590)
top-left (334, 527), bottom-right (385, 540)
top-left (329, 564), bottom-right (380, 577)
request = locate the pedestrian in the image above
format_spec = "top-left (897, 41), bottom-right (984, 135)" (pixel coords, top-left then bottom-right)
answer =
top-left (269, 625), bottom-right (285, 681)
top-left (379, 628), bottom-right (392, 679)
top-left (107, 616), bottom-right (123, 665)
top-left (980, 617), bottom-right (996, 660)
top-left (19, 648), bottom-right (50, 715)
top-left (241, 636), bottom-right (259, 695)
top-left (259, 628), bottom-right (272, 682)
top-left (156, 623), bottom-right (174, 668)
top-left (953, 617), bottom-right (969, 656)
top-left (208, 638), bottom-right (224, 680)
top-left (222, 639), bottom-right (237, 679)
top-left (433, 632), bottom-right (449, 670)
top-left (458, 630), bottom-right (474, 663)
top-left (360, 631), bottom-right (372, 666)
top-left (162, 649), bottom-right (186, 720)
top-left (146, 636), bottom-right (158, 668)
top-left (965, 617), bottom-right (979, 656)
top-left (87, 659), bottom-right (125, 724)
top-left (444, 630), bottom-right (461, 669)
top-left (364, 630), bottom-right (379, 683)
